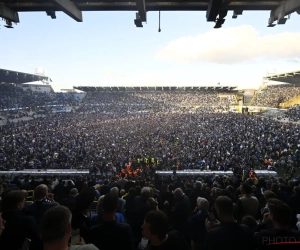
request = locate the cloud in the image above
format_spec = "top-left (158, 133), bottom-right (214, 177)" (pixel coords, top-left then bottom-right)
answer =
top-left (156, 25), bottom-right (300, 64)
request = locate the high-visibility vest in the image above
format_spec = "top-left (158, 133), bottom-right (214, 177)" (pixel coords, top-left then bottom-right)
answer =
top-left (253, 177), bottom-right (258, 185)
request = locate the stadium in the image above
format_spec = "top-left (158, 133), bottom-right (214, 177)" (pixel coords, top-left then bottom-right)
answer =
top-left (1, 1), bottom-right (300, 250)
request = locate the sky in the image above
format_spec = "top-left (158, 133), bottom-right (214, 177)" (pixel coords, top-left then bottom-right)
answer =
top-left (0, 10), bottom-right (300, 91)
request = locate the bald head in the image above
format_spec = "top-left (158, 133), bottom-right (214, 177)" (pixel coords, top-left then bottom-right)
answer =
top-left (34, 184), bottom-right (48, 200)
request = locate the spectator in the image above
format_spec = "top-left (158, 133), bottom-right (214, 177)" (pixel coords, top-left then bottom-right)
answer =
top-left (24, 184), bottom-right (59, 225)
top-left (241, 215), bottom-right (258, 232)
top-left (40, 205), bottom-right (98, 250)
top-left (0, 190), bottom-right (42, 250)
top-left (60, 188), bottom-right (78, 210)
top-left (88, 192), bottom-right (134, 250)
top-left (169, 188), bottom-right (191, 238)
top-left (88, 195), bottom-right (124, 227)
top-left (238, 183), bottom-right (259, 220)
top-left (204, 196), bottom-right (255, 250)
top-left (141, 210), bottom-right (187, 250)
top-left (110, 187), bottom-right (126, 215)
top-left (188, 197), bottom-right (209, 250)
top-left (254, 198), bottom-right (300, 250)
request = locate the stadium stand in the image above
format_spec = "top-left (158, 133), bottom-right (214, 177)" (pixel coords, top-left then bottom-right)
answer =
top-left (251, 85), bottom-right (300, 108)
top-left (76, 86), bottom-right (237, 113)
top-left (0, 83), bottom-right (81, 111)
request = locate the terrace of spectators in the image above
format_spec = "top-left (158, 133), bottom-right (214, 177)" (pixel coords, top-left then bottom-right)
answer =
top-left (251, 84), bottom-right (300, 108)
top-left (0, 83), bottom-right (81, 111)
top-left (250, 70), bottom-right (300, 108)
top-left (0, 69), bottom-right (85, 115)
top-left (75, 86), bottom-right (238, 114)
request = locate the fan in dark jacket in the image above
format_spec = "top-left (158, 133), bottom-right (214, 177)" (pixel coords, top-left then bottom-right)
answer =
top-left (0, 190), bottom-right (42, 250)
top-left (188, 197), bottom-right (209, 250)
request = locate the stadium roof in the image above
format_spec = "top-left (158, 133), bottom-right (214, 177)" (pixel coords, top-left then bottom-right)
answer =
top-left (264, 70), bottom-right (300, 84)
top-left (74, 86), bottom-right (238, 92)
top-left (0, 68), bottom-right (52, 84)
top-left (1, 0), bottom-right (299, 28)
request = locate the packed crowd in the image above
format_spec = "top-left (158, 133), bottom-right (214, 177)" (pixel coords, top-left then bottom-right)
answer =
top-left (252, 85), bottom-right (300, 108)
top-left (1, 110), bottom-right (300, 172)
top-left (78, 91), bottom-right (235, 113)
top-left (0, 172), bottom-right (300, 250)
top-left (284, 107), bottom-right (300, 122)
top-left (0, 88), bottom-right (300, 250)
top-left (0, 83), bottom-right (79, 110)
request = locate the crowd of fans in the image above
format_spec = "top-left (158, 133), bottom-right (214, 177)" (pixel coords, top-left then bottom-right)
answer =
top-left (0, 83), bottom-right (80, 110)
top-left (0, 110), bottom-right (300, 172)
top-left (0, 87), bottom-right (300, 250)
top-left (78, 91), bottom-right (235, 113)
top-left (284, 107), bottom-right (300, 122)
top-left (0, 172), bottom-right (300, 250)
top-left (252, 85), bottom-right (300, 108)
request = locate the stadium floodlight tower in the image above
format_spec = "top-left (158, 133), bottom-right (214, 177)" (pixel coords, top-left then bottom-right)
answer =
top-left (268, 0), bottom-right (300, 27)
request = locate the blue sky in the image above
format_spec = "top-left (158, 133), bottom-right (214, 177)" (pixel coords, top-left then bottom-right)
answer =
top-left (1, 10), bottom-right (300, 91)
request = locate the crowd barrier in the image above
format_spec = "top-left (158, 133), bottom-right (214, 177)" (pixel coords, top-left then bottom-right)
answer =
top-left (0, 169), bottom-right (89, 177)
top-left (0, 169), bottom-right (278, 178)
top-left (155, 170), bottom-right (278, 177)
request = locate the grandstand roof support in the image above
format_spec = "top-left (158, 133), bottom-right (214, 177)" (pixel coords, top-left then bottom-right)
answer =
top-left (50, 0), bottom-right (82, 22)
top-left (269, 0), bottom-right (300, 26)
top-left (206, 0), bottom-right (223, 22)
top-left (46, 11), bottom-right (56, 19)
top-left (134, 12), bottom-right (143, 27)
top-left (136, 0), bottom-right (146, 22)
top-left (0, 3), bottom-right (19, 23)
top-left (222, 0), bottom-right (233, 7)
